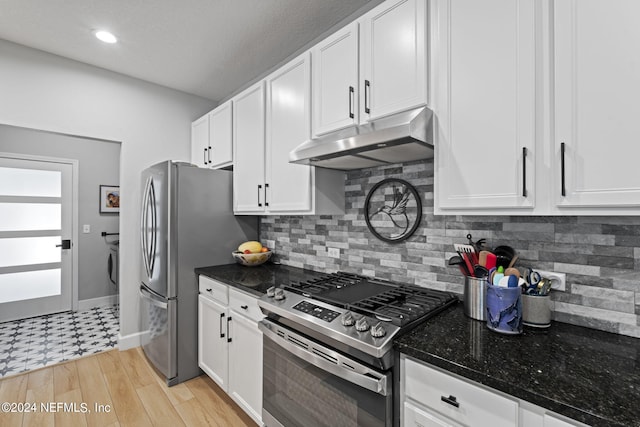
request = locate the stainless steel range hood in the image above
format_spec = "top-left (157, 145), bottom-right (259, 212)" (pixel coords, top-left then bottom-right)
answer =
top-left (289, 106), bottom-right (434, 170)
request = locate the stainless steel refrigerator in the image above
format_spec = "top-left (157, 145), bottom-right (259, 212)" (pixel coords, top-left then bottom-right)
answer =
top-left (139, 160), bottom-right (257, 386)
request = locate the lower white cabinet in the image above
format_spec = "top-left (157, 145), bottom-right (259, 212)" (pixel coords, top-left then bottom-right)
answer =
top-left (198, 276), bottom-right (264, 426)
top-left (402, 356), bottom-right (518, 427)
top-left (401, 355), bottom-right (588, 427)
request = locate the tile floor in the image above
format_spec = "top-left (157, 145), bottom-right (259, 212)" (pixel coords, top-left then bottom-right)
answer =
top-left (0, 305), bottom-right (119, 378)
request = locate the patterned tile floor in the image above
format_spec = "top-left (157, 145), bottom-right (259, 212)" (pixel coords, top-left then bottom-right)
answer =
top-left (0, 305), bottom-right (119, 378)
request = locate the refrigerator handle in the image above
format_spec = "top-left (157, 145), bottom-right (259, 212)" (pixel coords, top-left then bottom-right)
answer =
top-left (139, 286), bottom-right (168, 309)
top-left (147, 178), bottom-right (157, 277)
top-left (141, 177), bottom-right (151, 277)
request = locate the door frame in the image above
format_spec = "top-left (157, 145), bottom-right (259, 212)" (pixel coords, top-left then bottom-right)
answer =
top-left (0, 151), bottom-right (79, 311)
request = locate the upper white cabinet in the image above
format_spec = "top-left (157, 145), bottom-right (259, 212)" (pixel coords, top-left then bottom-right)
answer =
top-left (233, 82), bottom-right (266, 214)
top-left (553, 0), bottom-right (640, 210)
top-left (234, 53), bottom-right (344, 215)
top-left (312, 23), bottom-right (359, 136)
top-left (434, 0), bottom-right (536, 212)
top-left (360, 0), bottom-right (427, 122)
top-left (434, 0), bottom-right (640, 215)
top-left (191, 113), bottom-right (210, 168)
top-left (208, 101), bottom-right (233, 168)
top-left (311, 0), bottom-right (427, 137)
top-left (190, 101), bottom-right (233, 169)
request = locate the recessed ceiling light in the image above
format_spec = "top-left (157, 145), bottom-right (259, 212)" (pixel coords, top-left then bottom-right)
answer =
top-left (94, 30), bottom-right (117, 44)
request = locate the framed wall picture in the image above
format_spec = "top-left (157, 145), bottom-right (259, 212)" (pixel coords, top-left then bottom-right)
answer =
top-left (99, 185), bottom-right (120, 213)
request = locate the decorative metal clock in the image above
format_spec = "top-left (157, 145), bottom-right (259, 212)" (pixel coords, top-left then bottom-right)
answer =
top-left (364, 178), bottom-right (422, 243)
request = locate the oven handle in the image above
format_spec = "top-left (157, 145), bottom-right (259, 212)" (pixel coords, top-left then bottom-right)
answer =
top-left (259, 320), bottom-right (390, 396)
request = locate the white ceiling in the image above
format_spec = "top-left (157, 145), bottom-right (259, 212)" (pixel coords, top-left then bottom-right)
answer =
top-left (0, 0), bottom-right (375, 102)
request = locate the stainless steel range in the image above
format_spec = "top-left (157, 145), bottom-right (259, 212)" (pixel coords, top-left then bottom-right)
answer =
top-left (258, 272), bottom-right (457, 427)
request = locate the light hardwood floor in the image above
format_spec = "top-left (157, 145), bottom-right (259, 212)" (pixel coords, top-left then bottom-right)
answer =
top-left (0, 347), bottom-right (258, 427)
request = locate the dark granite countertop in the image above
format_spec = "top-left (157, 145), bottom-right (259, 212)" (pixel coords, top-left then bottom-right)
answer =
top-left (195, 262), bottom-right (328, 297)
top-left (395, 303), bottom-right (640, 427)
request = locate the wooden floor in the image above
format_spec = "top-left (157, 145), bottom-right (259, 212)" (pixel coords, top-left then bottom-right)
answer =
top-left (0, 347), bottom-right (257, 427)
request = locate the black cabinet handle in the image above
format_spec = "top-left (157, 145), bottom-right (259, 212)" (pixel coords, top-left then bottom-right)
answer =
top-left (265, 183), bottom-right (269, 207)
top-left (206, 288), bottom-right (212, 292)
top-left (257, 184), bottom-right (263, 207)
top-left (364, 80), bottom-right (371, 114)
top-left (219, 312), bottom-right (225, 338)
top-left (240, 305), bottom-right (248, 310)
top-left (203, 148), bottom-right (208, 165)
top-left (441, 395), bottom-right (459, 408)
top-left (227, 316), bottom-right (232, 343)
top-left (522, 147), bottom-right (528, 197)
top-left (561, 142), bottom-right (566, 197)
top-left (348, 86), bottom-right (355, 119)
top-left (208, 146), bottom-right (212, 164)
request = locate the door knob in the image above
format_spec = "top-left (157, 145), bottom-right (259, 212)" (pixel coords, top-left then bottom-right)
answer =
top-left (56, 239), bottom-right (71, 249)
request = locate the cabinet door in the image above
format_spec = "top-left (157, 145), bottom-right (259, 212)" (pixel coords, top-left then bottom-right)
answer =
top-left (191, 114), bottom-right (210, 168)
top-left (198, 295), bottom-right (228, 390)
top-left (554, 0), bottom-right (640, 208)
top-left (360, 0), bottom-right (427, 121)
top-left (312, 22), bottom-right (359, 136)
top-left (228, 312), bottom-right (262, 425)
top-left (233, 82), bottom-right (266, 213)
top-left (209, 101), bottom-right (233, 169)
top-left (434, 0), bottom-right (536, 211)
top-left (266, 53), bottom-right (313, 213)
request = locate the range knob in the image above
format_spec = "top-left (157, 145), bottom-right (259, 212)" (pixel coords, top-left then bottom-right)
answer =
top-left (355, 317), bottom-right (370, 332)
top-left (266, 287), bottom-right (276, 298)
top-left (273, 288), bottom-right (286, 301)
top-left (341, 311), bottom-right (355, 327)
top-left (370, 322), bottom-right (387, 338)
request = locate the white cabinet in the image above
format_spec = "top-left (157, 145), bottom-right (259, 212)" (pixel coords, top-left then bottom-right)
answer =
top-left (402, 355), bottom-right (589, 427)
top-left (234, 53), bottom-right (344, 215)
top-left (553, 0), bottom-right (640, 210)
top-left (360, 0), bottom-right (427, 122)
top-left (433, 0), bottom-right (536, 212)
top-left (191, 113), bottom-right (210, 168)
top-left (402, 356), bottom-right (518, 427)
top-left (190, 101), bottom-right (233, 169)
top-left (233, 82), bottom-right (266, 213)
top-left (197, 276), bottom-right (263, 426)
top-left (208, 101), bottom-right (233, 168)
top-left (312, 23), bottom-right (359, 136)
top-left (198, 294), bottom-right (228, 388)
top-left (311, 0), bottom-right (427, 137)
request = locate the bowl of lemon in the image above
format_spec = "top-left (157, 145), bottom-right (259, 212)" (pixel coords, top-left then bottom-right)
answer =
top-left (232, 241), bottom-right (272, 267)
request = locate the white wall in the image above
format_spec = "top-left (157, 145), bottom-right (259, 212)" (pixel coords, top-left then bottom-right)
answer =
top-left (0, 39), bottom-right (216, 346)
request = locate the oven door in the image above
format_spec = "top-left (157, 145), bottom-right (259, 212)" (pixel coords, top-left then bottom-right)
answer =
top-left (259, 319), bottom-right (392, 427)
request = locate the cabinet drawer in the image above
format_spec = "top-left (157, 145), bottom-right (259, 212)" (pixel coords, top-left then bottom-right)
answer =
top-left (229, 288), bottom-right (263, 323)
top-left (404, 401), bottom-right (462, 427)
top-left (199, 276), bottom-right (228, 305)
top-left (404, 358), bottom-right (517, 427)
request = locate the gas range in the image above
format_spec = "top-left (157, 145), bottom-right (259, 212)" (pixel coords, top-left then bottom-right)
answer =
top-left (258, 272), bottom-right (458, 369)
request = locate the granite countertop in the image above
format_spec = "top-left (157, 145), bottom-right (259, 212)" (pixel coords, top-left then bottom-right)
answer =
top-left (395, 303), bottom-right (640, 427)
top-left (194, 262), bottom-right (327, 297)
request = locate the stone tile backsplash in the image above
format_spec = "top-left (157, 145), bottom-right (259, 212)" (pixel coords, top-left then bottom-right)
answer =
top-left (260, 160), bottom-right (640, 338)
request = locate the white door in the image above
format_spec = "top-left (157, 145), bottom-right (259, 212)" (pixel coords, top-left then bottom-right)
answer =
top-left (554, 0), bottom-right (640, 207)
top-left (233, 82), bottom-right (266, 213)
top-left (266, 52), bottom-right (313, 213)
top-left (0, 155), bottom-right (74, 322)
top-left (191, 113), bottom-right (210, 168)
top-left (434, 0), bottom-right (536, 211)
top-left (209, 101), bottom-right (233, 169)
top-left (228, 312), bottom-right (262, 424)
top-left (360, 0), bottom-right (427, 122)
top-left (312, 22), bottom-right (359, 136)
top-left (198, 295), bottom-right (229, 390)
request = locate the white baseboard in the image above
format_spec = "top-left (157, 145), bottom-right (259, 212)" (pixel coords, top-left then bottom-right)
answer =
top-left (77, 294), bottom-right (119, 311)
top-left (118, 330), bottom-right (147, 350)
